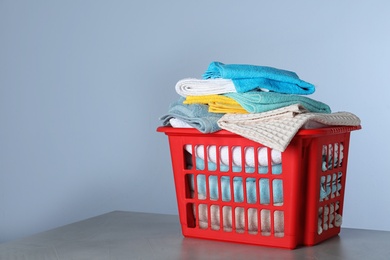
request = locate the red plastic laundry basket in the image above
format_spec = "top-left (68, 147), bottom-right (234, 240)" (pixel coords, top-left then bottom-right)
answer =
top-left (157, 125), bottom-right (360, 249)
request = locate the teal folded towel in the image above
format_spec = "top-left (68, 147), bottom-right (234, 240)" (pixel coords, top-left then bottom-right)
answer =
top-left (159, 97), bottom-right (223, 133)
top-left (224, 91), bottom-right (331, 113)
top-left (194, 175), bottom-right (283, 204)
top-left (193, 157), bottom-right (283, 204)
top-left (202, 61), bottom-right (315, 95)
top-left (192, 157), bottom-right (331, 203)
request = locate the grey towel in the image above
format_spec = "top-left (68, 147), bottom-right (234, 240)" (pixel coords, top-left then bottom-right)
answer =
top-left (160, 97), bottom-right (223, 133)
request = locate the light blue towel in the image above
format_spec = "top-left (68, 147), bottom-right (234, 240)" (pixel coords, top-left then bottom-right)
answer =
top-left (191, 157), bottom-right (333, 203)
top-left (224, 91), bottom-right (331, 113)
top-left (192, 157), bottom-right (283, 204)
top-left (159, 97), bottom-right (223, 133)
top-left (192, 174), bottom-right (284, 205)
top-left (320, 172), bottom-right (342, 199)
top-left (202, 61), bottom-right (315, 95)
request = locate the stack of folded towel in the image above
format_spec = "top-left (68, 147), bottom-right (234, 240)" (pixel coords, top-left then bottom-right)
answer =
top-left (160, 61), bottom-right (361, 236)
top-left (160, 61), bottom-right (361, 152)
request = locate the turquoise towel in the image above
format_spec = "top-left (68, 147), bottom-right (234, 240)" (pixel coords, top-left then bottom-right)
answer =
top-left (192, 157), bottom-right (333, 203)
top-left (320, 172), bottom-right (342, 199)
top-left (193, 157), bottom-right (283, 204)
top-left (194, 175), bottom-right (283, 205)
top-left (159, 97), bottom-right (222, 133)
top-left (203, 61), bottom-right (315, 95)
top-left (224, 91), bottom-right (331, 113)
top-left (191, 176), bottom-right (283, 205)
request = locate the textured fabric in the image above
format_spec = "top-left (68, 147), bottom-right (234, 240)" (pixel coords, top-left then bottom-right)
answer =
top-left (203, 61), bottom-right (315, 95)
top-left (175, 78), bottom-right (236, 97)
top-left (225, 91), bottom-right (331, 114)
top-left (217, 104), bottom-right (361, 152)
top-left (184, 94), bottom-right (247, 114)
top-left (159, 97), bottom-right (223, 133)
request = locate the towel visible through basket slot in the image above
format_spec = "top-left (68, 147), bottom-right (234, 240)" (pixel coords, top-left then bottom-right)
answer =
top-left (184, 143), bottom-right (344, 236)
top-left (184, 143), bottom-right (284, 235)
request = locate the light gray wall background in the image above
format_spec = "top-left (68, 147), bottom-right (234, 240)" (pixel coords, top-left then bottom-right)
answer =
top-left (1, 0), bottom-right (389, 243)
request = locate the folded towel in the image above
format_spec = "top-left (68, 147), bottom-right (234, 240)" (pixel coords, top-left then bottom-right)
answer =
top-left (184, 95), bottom-right (247, 114)
top-left (175, 78), bottom-right (236, 97)
top-left (185, 144), bottom-right (282, 168)
top-left (169, 118), bottom-right (192, 128)
top-left (197, 201), bottom-right (330, 236)
top-left (322, 143), bottom-right (344, 171)
top-left (193, 157), bottom-right (331, 202)
top-left (320, 172), bottom-right (343, 201)
top-left (197, 204), bottom-right (284, 236)
top-left (203, 61), bottom-right (315, 95)
top-left (217, 104), bottom-right (361, 152)
top-left (318, 202), bottom-right (342, 234)
top-left (225, 91), bottom-right (331, 114)
top-left (191, 171), bottom-right (283, 205)
top-left (184, 91), bottom-right (331, 114)
top-left (159, 97), bottom-right (223, 133)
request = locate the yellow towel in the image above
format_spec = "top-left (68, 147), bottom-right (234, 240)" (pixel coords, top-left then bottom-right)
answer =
top-left (184, 95), bottom-right (248, 114)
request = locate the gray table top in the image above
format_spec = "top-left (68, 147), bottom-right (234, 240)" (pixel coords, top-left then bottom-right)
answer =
top-left (0, 211), bottom-right (389, 260)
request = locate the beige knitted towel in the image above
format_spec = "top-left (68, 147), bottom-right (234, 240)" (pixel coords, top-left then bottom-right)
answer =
top-left (217, 104), bottom-right (361, 152)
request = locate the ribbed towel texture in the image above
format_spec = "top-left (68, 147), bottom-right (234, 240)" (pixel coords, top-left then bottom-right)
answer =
top-left (203, 61), bottom-right (315, 95)
top-left (217, 104), bottom-right (361, 152)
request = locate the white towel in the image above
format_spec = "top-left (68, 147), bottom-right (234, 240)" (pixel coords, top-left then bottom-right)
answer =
top-left (322, 143), bottom-right (344, 171)
top-left (175, 78), bottom-right (236, 97)
top-left (196, 203), bottom-right (284, 236)
top-left (185, 144), bottom-right (282, 167)
top-left (169, 118), bottom-right (193, 128)
top-left (195, 202), bottom-right (335, 236)
top-left (217, 104), bottom-right (361, 152)
top-left (318, 202), bottom-right (342, 234)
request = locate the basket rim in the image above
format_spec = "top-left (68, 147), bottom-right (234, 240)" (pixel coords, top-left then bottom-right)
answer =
top-left (156, 125), bottom-right (361, 137)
